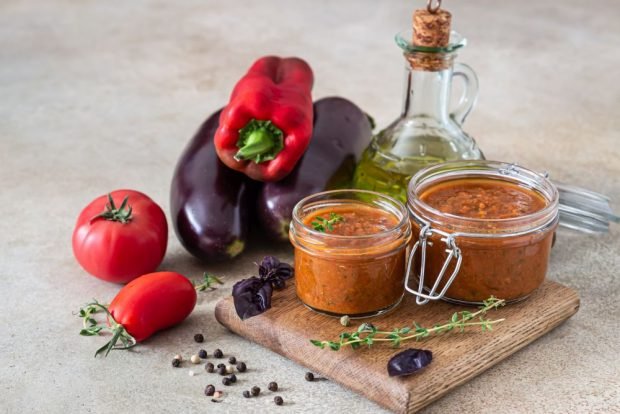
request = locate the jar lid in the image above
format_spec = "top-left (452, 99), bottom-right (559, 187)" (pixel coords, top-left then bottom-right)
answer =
top-left (556, 182), bottom-right (620, 233)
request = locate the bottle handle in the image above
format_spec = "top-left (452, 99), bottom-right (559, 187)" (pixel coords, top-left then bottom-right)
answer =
top-left (450, 62), bottom-right (479, 125)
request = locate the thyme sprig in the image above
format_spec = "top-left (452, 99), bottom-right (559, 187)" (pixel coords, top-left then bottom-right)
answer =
top-left (194, 272), bottom-right (223, 292)
top-left (77, 300), bottom-right (137, 357)
top-left (311, 212), bottom-right (344, 232)
top-left (310, 297), bottom-right (505, 351)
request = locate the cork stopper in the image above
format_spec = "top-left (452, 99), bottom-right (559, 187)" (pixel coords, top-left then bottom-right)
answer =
top-left (408, 0), bottom-right (453, 71)
top-left (412, 9), bottom-right (452, 48)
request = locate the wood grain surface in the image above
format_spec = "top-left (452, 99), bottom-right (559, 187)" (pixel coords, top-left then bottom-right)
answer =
top-left (215, 280), bottom-right (580, 413)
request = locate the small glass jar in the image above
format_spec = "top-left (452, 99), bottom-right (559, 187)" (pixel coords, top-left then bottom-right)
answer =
top-left (289, 190), bottom-right (411, 317)
top-left (406, 161), bottom-right (559, 305)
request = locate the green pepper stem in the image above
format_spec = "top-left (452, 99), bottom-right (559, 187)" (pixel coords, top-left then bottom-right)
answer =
top-left (236, 129), bottom-right (274, 159)
top-left (234, 119), bottom-right (284, 164)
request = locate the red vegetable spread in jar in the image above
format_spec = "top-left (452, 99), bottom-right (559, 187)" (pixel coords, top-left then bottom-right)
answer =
top-left (407, 162), bottom-right (559, 305)
top-left (306, 205), bottom-right (397, 236)
top-left (290, 190), bottom-right (411, 317)
top-left (420, 178), bottom-right (547, 219)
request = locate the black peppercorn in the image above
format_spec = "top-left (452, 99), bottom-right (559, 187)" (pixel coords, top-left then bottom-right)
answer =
top-left (222, 377), bottom-right (231, 386)
top-left (229, 374), bottom-right (237, 383)
top-left (194, 333), bottom-right (204, 343)
top-left (305, 372), bottom-right (314, 382)
top-left (251, 386), bottom-right (260, 396)
top-left (228, 356), bottom-right (237, 364)
top-left (217, 366), bottom-right (227, 376)
top-left (268, 381), bottom-right (278, 392)
top-left (205, 362), bottom-right (214, 373)
top-left (243, 390), bottom-right (251, 398)
top-left (274, 396), bottom-right (284, 406)
top-left (172, 358), bottom-right (181, 368)
top-left (236, 361), bottom-right (247, 372)
top-left (217, 363), bottom-right (225, 369)
top-left (213, 349), bottom-right (223, 358)
top-left (204, 384), bottom-right (215, 396)
top-left (198, 349), bottom-right (207, 359)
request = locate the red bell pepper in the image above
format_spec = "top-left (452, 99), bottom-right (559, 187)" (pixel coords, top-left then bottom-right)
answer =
top-left (214, 56), bottom-right (314, 182)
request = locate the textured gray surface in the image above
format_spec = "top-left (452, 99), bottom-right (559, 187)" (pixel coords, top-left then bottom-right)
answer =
top-left (0, 0), bottom-right (619, 413)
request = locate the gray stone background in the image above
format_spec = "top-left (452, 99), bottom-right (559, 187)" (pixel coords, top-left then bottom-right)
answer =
top-left (0, 0), bottom-right (618, 413)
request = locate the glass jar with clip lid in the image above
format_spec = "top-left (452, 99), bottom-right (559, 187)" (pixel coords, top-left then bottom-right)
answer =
top-left (405, 160), bottom-right (560, 305)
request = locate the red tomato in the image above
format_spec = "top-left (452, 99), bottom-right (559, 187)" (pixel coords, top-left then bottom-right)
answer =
top-left (109, 271), bottom-right (197, 342)
top-left (72, 190), bottom-right (168, 283)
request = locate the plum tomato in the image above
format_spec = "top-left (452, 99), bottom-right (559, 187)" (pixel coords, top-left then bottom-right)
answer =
top-left (79, 271), bottom-right (197, 357)
top-left (109, 271), bottom-right (197, 342)
top-left (72, 190), bottom-right (168, 283)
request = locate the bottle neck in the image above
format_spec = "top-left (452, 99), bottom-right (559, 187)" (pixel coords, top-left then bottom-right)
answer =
top-left (401, 52), bottom-right (454, 123)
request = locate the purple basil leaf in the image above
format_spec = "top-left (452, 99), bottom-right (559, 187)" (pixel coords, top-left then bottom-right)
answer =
top-left (272, 278), bottom-right (286, 290)
top-left (274, 262), bottom-right (294, 280)
top-left (258, 256), bottom-right (294, 290)
top-left (232, 277), bottom-right (273, 320)
top-left (259, 256), bottom-right (281, 278)
top-left (387, 349), bottom-right (433, 377)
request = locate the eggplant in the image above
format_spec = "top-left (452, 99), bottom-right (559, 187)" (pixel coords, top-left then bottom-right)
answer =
top-left (257, 97), bottom-right (373, 241)
top-left (170, 109), bottom-right (255, 261)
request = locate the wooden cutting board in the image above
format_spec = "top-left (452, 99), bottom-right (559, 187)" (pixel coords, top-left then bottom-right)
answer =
top-left (215, 280), bottom-right (579, 413)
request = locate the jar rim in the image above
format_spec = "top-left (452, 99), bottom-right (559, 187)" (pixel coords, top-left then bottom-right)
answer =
top-left (407, 161), bottom-right (560, 234)
top-left (291, 189), bottom-right (410, 242)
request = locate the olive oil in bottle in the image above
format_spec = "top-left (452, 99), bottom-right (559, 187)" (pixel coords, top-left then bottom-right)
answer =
top-left (354, 132), bottom-right (462, 203)
top-left (353, 3), bottom-right (483, 202)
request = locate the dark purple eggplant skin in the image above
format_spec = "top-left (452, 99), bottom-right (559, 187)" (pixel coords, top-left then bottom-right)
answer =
top-left (257, 97), bottom-right (373, 241)
top-left (170, 109), bottom-right (255, 262)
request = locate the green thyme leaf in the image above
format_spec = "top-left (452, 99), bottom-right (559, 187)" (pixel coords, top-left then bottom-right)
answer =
top-left (311, 212), bottom-right (343, 232)
top-left (310, 339), bottom-right (325, 349)
top-left (194, 272), bottom-right (223, 292)
top-left (358, 323), bottom-right (377, 333)
top-left (80, 327), bottom-right (102, 336)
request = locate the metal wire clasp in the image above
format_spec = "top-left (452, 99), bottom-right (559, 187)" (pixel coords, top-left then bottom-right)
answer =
top-left (404, 224), bottom-right (462, 305)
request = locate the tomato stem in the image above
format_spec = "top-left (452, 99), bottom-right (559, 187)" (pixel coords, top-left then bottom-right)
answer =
top-left (78, 300), bottom-right (137, 357)
top-left (91, 194), bottom-right (133, 224)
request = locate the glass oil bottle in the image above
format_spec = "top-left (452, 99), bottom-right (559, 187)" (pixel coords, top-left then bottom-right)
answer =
top-left (353, 2), bottom-right (484, 202)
